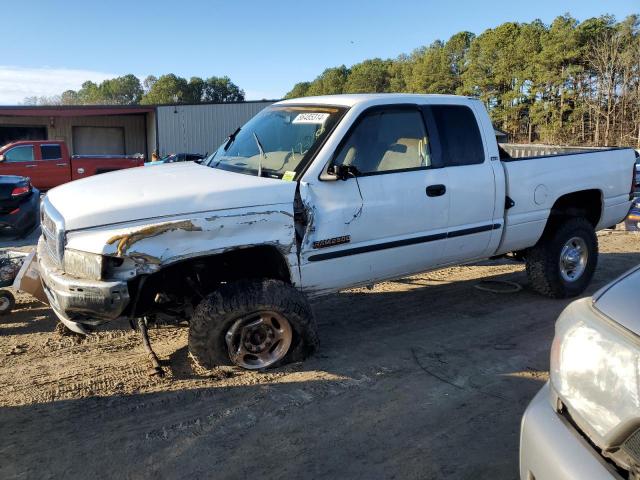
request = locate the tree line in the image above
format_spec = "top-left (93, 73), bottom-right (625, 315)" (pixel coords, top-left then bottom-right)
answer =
top-left (287, 14), bottom-right (640, 147)
top-left (24, 74), bottom-right (245, 106)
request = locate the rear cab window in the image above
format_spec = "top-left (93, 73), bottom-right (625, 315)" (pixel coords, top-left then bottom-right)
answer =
top-left (41, 144), bottom-right (63, 160)
top-left (422, 105), bottom-right (485, 167)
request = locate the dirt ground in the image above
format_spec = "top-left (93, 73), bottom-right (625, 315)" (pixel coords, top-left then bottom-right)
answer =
top-left (1, 230), bottom-right (639, 480)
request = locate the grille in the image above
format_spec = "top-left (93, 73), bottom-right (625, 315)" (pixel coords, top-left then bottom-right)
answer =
top-left (40, 198), bottom-right (65, 266)
top-left (622, 429), bottom-right (640, 465)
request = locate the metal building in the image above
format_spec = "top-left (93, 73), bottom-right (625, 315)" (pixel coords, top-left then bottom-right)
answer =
top-left (0, 105), bottom-right (154, 157)
top-left (156, 101), bottom-right (273, 156)
top-left (0, 101), bottom-right (275, 160)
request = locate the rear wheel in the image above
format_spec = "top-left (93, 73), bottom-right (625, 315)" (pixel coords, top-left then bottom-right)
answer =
top-left (188, 279), bottom-right (318, 370)
top-left (526, 217), bottom-right (598, 298)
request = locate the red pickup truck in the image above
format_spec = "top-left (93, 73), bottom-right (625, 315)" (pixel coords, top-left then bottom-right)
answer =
top-left (0, 140), bottom-right (144, 190)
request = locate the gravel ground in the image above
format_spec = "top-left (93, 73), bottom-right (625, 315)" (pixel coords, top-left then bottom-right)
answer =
top-left (1, 229), bottom-right (639, 480)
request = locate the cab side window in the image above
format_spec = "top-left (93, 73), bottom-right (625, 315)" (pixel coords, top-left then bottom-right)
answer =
top-left (4, 146), bottom-right (34, 163)
top-left (427, 105), bottom-right (484, 166)
top-left (41, 144), bottom-right (62, 160)
top-left (334, 109), bottom-right (431, 174)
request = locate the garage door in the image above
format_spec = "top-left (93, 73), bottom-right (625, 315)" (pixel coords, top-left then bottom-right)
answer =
top-left (0, 126), bottom-right (47, 146)
top-left (72, 126), bottom-right (125, 155)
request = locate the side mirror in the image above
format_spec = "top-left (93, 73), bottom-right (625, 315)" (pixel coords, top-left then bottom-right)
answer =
top-left (322, 164), bottom-right (359, 181)
top-left (0, 154), bottom-right (5, 162)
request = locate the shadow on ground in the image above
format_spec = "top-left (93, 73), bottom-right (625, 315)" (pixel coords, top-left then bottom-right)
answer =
top-left (1, 250), bottom-right (638, 479)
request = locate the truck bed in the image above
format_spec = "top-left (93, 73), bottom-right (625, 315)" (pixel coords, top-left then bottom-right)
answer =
top-left (500, 144), bottom-right (629, 161)
top-left (496, 147), bottom-right (637, 255)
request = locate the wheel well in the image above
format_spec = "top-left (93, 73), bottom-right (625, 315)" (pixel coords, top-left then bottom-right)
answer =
top-left (128, 245), bottom-right (292, 316)
top-left (551, 189), bottom-right (601, 225)
top-left (542, 189), bottom-right (602, 236)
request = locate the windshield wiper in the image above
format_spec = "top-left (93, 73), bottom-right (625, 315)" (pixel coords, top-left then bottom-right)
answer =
top-left (223, 127), bottom-right (241, 151)
top-left (252, 131), bottom-right (267, 177)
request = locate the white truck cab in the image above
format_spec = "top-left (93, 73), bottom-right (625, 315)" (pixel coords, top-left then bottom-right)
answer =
top-left (36, 94), bottom-right (638, 370)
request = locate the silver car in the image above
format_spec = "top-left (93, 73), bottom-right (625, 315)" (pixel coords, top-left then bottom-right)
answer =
top-left (520, 265), bottom-right (640, 479)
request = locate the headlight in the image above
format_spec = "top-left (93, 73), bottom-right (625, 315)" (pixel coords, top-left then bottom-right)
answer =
top-left (550, 298), bottom-right (640, 447)
top-left (63, 249), bottom-right (104, 280)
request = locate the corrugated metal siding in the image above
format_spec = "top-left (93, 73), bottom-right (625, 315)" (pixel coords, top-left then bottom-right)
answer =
top-left (0, 114), bottom-right (147, 156)
top-left (157, 102), bottom-right (274, 156)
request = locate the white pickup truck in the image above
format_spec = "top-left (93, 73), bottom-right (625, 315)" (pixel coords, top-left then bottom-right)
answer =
top-left (36, 94), bottom-right (637, 370)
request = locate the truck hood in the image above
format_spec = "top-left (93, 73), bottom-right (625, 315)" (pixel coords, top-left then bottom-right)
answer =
top-left (593, 265), bottom-right (640, 336)
top-left (46, 162), bottom-right (297, 231)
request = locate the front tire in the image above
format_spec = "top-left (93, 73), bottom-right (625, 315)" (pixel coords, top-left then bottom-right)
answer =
top-left (525, 217), bottom-right (598, 298)
top-left (188, 279), bottom-right (318, 370)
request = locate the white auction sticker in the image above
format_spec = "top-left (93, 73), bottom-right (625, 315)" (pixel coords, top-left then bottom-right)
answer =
top-left (292, 112), bottom-right (330, 124)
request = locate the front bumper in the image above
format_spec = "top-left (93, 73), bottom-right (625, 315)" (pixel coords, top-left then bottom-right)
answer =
top-left (37, 238), bottom-right (130, 334)
top-left (520, 383), bottom-right (621, 480)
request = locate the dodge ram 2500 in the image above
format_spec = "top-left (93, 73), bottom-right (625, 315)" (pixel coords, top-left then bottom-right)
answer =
top-left (36, 94), bottom-right (638, 370)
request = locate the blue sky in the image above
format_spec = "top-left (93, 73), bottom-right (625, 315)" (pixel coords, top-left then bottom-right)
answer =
top-left (1, 0), bottom-right (638, 103)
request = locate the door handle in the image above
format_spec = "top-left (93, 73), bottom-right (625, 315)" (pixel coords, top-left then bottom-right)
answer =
top-left (56, 163), bottom-right (67, 167)
top-left (25, 164), bottom-right (37, 168)
top-left (426, 184), bottom-right (446, 197)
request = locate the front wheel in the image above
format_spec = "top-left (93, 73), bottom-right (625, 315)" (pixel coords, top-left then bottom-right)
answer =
top-left (525, 217), bottom-right (598, 298)
top-left (188, 279), bottom-right (318, 370)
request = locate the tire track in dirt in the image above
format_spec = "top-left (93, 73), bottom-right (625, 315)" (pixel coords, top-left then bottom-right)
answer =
top-left (1, 231), bottom-right (639, 479)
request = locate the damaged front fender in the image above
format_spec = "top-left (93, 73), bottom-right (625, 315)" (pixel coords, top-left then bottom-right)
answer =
top-left (106, 220), bottom-right (202, 257)
top-left (65, 204), bottom-right (300, 284)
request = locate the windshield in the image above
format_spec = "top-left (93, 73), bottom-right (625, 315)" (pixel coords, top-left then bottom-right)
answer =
top-left (205, 105), bottom-right (346, 179)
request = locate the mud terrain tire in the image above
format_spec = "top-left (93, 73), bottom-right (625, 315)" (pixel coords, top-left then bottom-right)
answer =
top-left (526, 217), bottom-right (598, 298)
top-left (189, 279), bottom-right (318, 370)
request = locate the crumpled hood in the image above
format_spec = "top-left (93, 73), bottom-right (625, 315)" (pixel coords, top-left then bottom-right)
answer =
top-left (593, 265), bottom-right (640, 335)
top-left (47, 162), bottom-right (297, 231)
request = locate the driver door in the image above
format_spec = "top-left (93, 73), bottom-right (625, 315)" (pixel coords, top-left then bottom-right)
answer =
top-left (299, 105), bottom-right (450, 294)
top-left (0, 144), bottom-right (40, 184)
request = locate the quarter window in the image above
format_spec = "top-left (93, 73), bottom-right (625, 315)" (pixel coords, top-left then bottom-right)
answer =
top-left (4, 146), bottom-right (34, 162)
top-left (41, 144), bottom-right (62, 160)
top-left (334, 109), bottom-right (431, 174)
top-left (428, 105), bottom-right (484, 166)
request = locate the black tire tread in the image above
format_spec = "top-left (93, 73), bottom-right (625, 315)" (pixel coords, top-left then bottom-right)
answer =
top-left (525, 217), bottom-right (598, 298)
top-left (188, 279), bottom-right (318, 370)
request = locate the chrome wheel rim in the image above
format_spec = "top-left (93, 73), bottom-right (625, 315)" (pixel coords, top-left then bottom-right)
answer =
top-left (225, 311), bottom-right (293, 369)
top-left (559, 236), bottom-right (588, 282)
